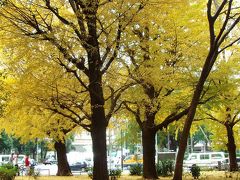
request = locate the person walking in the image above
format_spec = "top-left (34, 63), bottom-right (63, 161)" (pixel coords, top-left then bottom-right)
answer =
top-left (13, 153), bottom-right (19, 176)
top-left (9, 153), bottom-right (14, 165)
top-left (24, 155), bottom-right (30, 175)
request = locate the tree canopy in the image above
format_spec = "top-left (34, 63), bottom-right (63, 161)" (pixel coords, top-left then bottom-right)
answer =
top-left (0, 0), bottom-right (239, 179)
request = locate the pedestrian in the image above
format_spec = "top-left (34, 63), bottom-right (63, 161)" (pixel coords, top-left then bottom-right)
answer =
top-left (13, 153), bottom-right (19, 176)
top-left (25, 154), bottom-right (30, 175)
top-left (9, 153), bottom-right (14, 165)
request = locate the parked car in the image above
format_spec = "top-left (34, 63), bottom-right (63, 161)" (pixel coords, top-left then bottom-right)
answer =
top-left (0, 154), bottom-right (25, 165)
top-left (123, 154), bottom-right (143, 168)
top-left (43, 158), bottom-right (57, 165)
top-left (69, 160), bottom-right (88, 171)
top-left (0, 155), bottom-right (12, 165)
top-left (183, 152), bottom-right (225, 169)
top-left (221, 157), bottom-right (240, 170)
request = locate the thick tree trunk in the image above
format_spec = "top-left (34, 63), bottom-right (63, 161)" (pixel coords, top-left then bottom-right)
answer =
top-left (142, 128), bottom-right (158, 179)
top-left (85, 2), bottom-right (109, 178)
top-left (54, 141), bottom-right (72, 176)
top-left (91, 123), bottom-right (108, 180)
top-left (225, 125), bottom-right (238, 171)
top-left (88, 55), bottom-right (108, 179)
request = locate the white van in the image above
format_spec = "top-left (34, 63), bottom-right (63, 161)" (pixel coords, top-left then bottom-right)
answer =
top-left (184, 152), bottom-right (225, 168)
top-left (0, 154), bottom-right (25, 165)
top-left (0, 155), bottom-right (11, 165)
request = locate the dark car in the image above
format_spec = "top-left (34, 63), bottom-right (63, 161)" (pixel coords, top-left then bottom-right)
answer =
top-left (43, 158), bottom-right (57, 165)
top-left (70, 160), bottom-right (88, 171)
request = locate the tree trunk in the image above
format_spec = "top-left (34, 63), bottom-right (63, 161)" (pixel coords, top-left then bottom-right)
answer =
top-left (225, 124), bottom-right (238, 171)
top-left (85, 2), bottom-right (109, 178)
top-left (54, 141), bottom-right (72, 176)
top-left (91, 123), bottom-right (108, 180)
top-left (88, 47), bottom-right (108, 179)
top-left (142, 128), bottom-right (158, 179)
top-left (40, 142), bottom-right (45, 160)
top-left (88, 56), bottom-right (109, 179)
top-left (173, 80), bottom-right (206, 179)
top-left (173, 51), bottom-right (216, 180)
top-left (33, 139), bottom-right (37, 160)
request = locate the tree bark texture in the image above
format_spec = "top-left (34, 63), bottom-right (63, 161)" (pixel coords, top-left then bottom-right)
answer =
top-left (142, 127), bottom-right (158, 179)
top-left (54, 141), bottom-right (72, 176)
top-left (225, 124), bottom-right (238, 171)
top-left (87, 34), bottom-right (108, 179)
top-left (88, 43), bottom-right (109, 180)
top-left (91, 123), bottom-right (108, 180)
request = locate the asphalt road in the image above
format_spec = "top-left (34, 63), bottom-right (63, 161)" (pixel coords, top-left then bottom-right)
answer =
top-left (33, 163), bottom-right (129, 176)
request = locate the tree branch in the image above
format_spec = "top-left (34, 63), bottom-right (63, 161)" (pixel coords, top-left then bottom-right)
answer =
top-left (155, 107), bottom-right (189, 131)
top-left (123, 101), bottom-right (143, 129)
top-left (44, 0), bottom-right (85, 42)
top-left (101, 23), bottom-right (122, 74)
top-left (105, 82), bottom-right (136, 122)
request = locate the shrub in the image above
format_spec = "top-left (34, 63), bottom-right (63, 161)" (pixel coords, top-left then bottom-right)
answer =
top-left (129, 164), bottom-right (142, 176)
top-left (109, 169), bottom-right (122, 179)
top-left (28, 166), bottom-right (40, 179)
top-left (87, 167), bottom-right (122, 179)
top-left (86, 167), bottom-right (93, 179)
top-left (190, 164), bottom-right (200, 179)
top-left (0, 164), bottom-right (14, 170)
top-left (0, 164), bottom-right (18, 180)
top-left (156, 162), bottom-right (163, 176)
top-left (157, 160), bottom-right (174, 176)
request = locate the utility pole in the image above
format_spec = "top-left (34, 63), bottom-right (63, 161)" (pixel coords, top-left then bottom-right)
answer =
top-left (120, 129), bottom-right (123, 170)
top-left (199, 126), bottom-right (211, 150)
top-left (167, 132), bottom-right (170, 151)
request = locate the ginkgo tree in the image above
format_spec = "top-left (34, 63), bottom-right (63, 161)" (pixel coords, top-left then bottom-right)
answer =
top-left (2, 109), bottom-right (77, 175)
top-left (117, 1), bottom-right (208, 179)
top-left (173, 1), bottom-right (240, 179)
top-left (198, 56), bottom-right (240, 171)
top-left (0, 58), bottom-right (81, 175)
top-left (0, 1), bottom-right (147, 179)
top-left (0, 37), bottom-right (128, 175)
